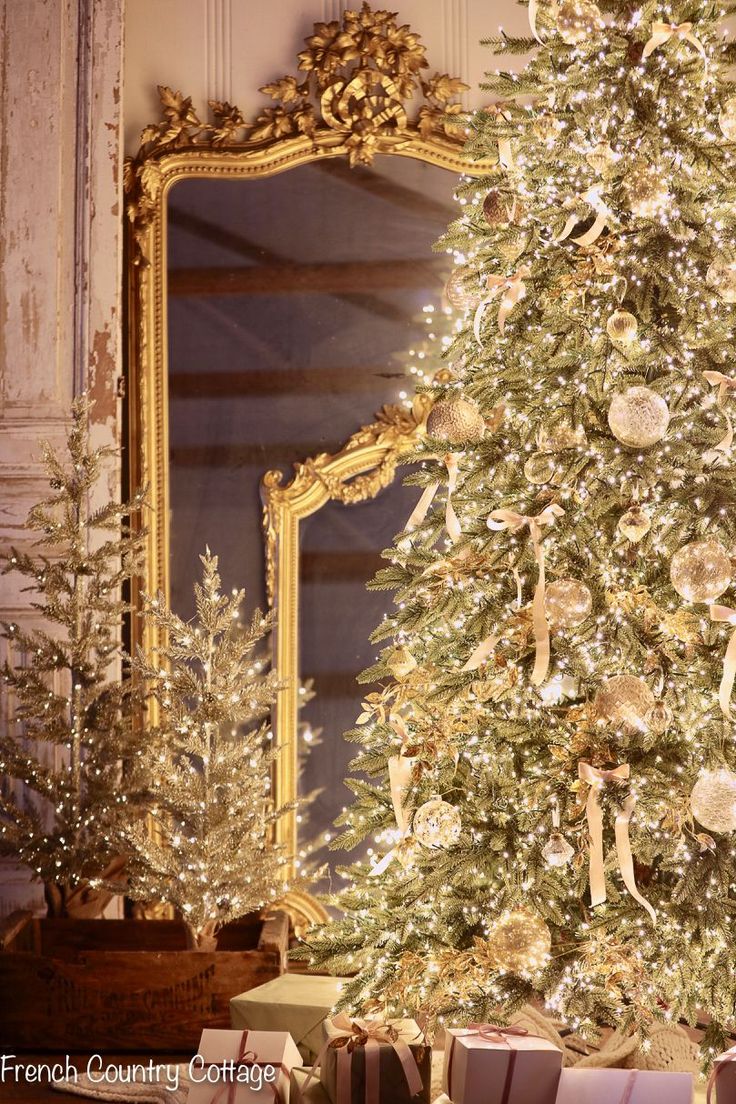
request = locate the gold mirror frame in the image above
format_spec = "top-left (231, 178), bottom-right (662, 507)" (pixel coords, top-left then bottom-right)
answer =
top-left (125, 3), bottom-right (489, 928)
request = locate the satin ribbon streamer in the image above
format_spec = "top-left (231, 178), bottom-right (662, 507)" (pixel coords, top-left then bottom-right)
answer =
top-left (474, 267), bottom-right (531, 342)
top-left (404, 453), bottom-right (462, 543)
top-left (208, 1031), bottom-right (282, 1104)
top-left (445, 1025), bottom-right (536, 1104)
top-left (709, 605), bottom-right (736, 718)
top-left (303, 1016), bottom-right (424, 1104)
top-left (707, 1045), bottom-right (736, 1103)
top-left (486, 103), bottom-right (516, 169)
top-left (642, 21), bottom-right (706, 60)
top-left (528, 0), bottom-right (543, 43)
top-left (487, 504), bottom-right (565, 685)
top-left (553, 187), bottom-right (610, 247)
top-left (578, 762), bottom-right (656, 923)
top-left (703, 370), bottom-right (736, 459)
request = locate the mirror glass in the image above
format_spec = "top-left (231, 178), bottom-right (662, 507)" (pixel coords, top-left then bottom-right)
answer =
top-left (166, 156), bottom-right (456, 888)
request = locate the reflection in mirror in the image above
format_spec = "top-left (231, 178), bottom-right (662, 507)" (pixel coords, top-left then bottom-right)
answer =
top-left (166, 155), bottom-right (457, 891)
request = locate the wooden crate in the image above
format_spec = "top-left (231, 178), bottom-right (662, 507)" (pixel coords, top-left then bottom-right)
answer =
top-left (0, 909), bottom-right (288, 1051)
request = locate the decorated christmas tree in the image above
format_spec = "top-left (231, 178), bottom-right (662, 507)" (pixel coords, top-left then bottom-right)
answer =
top-left (121, 550), bottom-right (285, 948)
top-left (1, 398), bottom-right (147, 916)
top-left (300, 0), bottom-right (736, 1057)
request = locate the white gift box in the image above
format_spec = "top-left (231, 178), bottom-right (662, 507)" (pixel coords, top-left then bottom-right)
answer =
top-left (443, 1027), bottom-right (562, 1104)
top-left (188, 1028), bottom-right (302, 1104)
top-left (708, 1046), bottom-right (736, 1103)
top-left (555, 1068), bottom-right (694, 1104)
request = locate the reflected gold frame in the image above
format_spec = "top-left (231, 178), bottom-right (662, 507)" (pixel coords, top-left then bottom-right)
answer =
top-left (125, 3), bottom-right (489, 930)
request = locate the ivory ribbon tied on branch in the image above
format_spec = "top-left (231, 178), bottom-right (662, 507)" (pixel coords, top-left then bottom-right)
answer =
top-left (403, 452), bottom-right (462, 543)
top-left (369, 732), bottom-right (416, 877)
top-left (703, 370), bottom-right (736, 458)
top-left (486, 102), bottom-right (516, 169)
top-left (553, 187), bottom-right (610, 247)
top-left (578, 761), bottom-right (657, 923)
top-left (709, 605), bottom-right (736, 718)
top-left (474, 266), bottom-right (531, 342)
top-left (642, 21), bottom-right (706, 60)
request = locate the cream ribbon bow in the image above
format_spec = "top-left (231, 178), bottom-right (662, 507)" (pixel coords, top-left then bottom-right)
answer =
top-left (486, 102), bottom-right (516, 170)
top-left (709, 605), bottom-right (736, 718)
top-left (578, 762), bottom-right (657, 923)
top-left (486, 504), bottom-right (565, 685)
top-left (642, 21), bottom-right (706, 60)
top-left (403, 452), bottom-right (462, 543)
top-left (553, 187), bottom-right (611, 247)
top-left (474, 267), bottom-right (531, 343)
top-left (703, 371), bottom-right (736, 459)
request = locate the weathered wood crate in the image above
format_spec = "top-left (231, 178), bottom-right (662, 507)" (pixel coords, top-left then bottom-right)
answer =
top-left (0, 909), bottom-right (288, 1051)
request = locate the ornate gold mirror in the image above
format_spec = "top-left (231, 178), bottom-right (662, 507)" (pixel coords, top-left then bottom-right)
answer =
top-left (126, 3), bottom-right (488, 924)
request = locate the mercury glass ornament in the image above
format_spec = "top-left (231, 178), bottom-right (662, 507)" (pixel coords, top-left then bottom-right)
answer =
top-left (586, 141), bottom-right (617, 175)
top-left (719, 96), bottom-right (736, 141)
top-left (606, 309), bottom-right (638, 345)
top-left (486, 909), bottom-right (552, 973)
top-left (445, 266), bottom-right (482, 311)
top-left (542, 832), bottom-right (575, 867)
top-left (646, 702), bottom-right (672, 734)
top-left (524, 453), bottom-right (558, 485)
top-left (483, 189), bottom-right (512, 227)
top-left (386, 645), bottom-right (417, 680)
top-left (426, 398), bottom-right (485, 444)
top-left (690, 769), bottom-right (736, 834)
top-left (670, 540), bottom-right (731, 603)
top-left (412, 798), bottom-right (462, 848)
top-left (545, 578), bottom-right (593, 629)
top-left (706, 258), bottom-right (736, 304)
top-left (594, 674), bottom-right (655, 732)
top-left (555, 0), bottom-right (604, 43)
top-left (608, 387), bottom-right (670, 448)
top-left (624, 162), bottom-right (670, 218)
top-left (618, 507), bottom-right (651, 543)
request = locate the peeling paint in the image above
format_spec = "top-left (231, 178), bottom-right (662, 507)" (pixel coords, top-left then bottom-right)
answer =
top-left (88, 326), bottom-right (117, 432)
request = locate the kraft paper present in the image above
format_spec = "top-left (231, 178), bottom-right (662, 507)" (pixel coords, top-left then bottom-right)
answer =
top-left (708, 1046), bottom-right (736, 1103)
top-left (319, 1016), bottom-right (431, 1104)
top-left (290, 1067), bottom-right (332, 1104)
top-left (443, 1027), bottom-right (562, 1104)
top-left (188, 1027), bottom-right (302, 1104)
top-left (231, 976), bottom-right (348, 1063)
top-left (554, 1068), bottom-right (694, 1104)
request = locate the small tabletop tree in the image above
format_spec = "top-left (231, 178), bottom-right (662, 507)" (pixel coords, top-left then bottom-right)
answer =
top-left (122, 550), bottom-right (285, 948)
top-left (1, 397), bottom-right (147, 916)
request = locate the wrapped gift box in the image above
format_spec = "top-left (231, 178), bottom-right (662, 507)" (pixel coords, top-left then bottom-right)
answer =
top-left (443, 1026), bottom-right (562, 1104)
top-left (319, 1016), bottom-right (431, 1104)
top-left (290, 1066), bottom-right (332, 1104)
top-left (555, 1068), bottom-right (693, 1104)
top-left (231, 975), bottom-right (348, 1063)
top-left (708, 1047), bottom-right (736, 1103)
top-left (188, 1027), bottom-right (302, 1104)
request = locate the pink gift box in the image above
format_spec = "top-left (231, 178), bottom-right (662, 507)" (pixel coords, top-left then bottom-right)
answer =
top-left (709, 1046), bottom-right (736, 1103)
top-left (443, 1026), bottom-right (562, 1104)
top-left (554, 1068), bottom-right (693, 1104)
top-left (188, 1028), bottom-right (303, 1104)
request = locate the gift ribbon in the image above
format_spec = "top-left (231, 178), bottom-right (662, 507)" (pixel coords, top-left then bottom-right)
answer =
top-left (578, 762), bottom-right (657, 923)
top-left (445, 1025), bottom-right (539, 1104)
top-left (703, 370), bottom-right (736, 459)
top-left (303, 1016), bottom-right (424, 1104)
top-left (709, 605), bottom-right (736, 718)
top-left (207, 1031), bottom-right (283, 1104)
top-left (707, 1045), bottom-right (736, 1103)
top-left (487, 504), bottom-right (565, 685)
top-left (553, 187), bottom-right (610, 247)
top-left (474, 266), bottom-right (531, 342)
top-left (642, 21), bottom-right (706, 60)
top-left (403, 453), bottom-right (462, 543)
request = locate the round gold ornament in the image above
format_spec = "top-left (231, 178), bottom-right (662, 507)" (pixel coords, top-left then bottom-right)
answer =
top-left (719, 96), bottom-right (736, 141)
top-left (690, 768), bottom-right (736, 834)
top-left (618, 506), bottom-right (651, 543)
top-left (533, 114), bottom-right (564, 142)
top-left (486, 909), bottom-right (552, 973)
top-left (524, 453), bottom-right (558, 485)
top-left (706, 258), bottom-right (736, 304)
top-left (412, 798), bottom-right (462, 848)
top-left (445, 266), bottom-right (482, 311)
top-left (386, 645), bottom-right (417, 680)
top-left (483, 189), bottom-right (512, 227)
top-left (586, 141), bottom-right (617, 175)
top-left (594, 674), bottom-right (655, 732)
top-left (542, 832), bottom-right (575, 867)
top-left (624, 162), bottom-right (670, 218)
top-left (606, 309), bottom-right (638, 345)
top-left (646, 702), bottom-right (672, 734)
top-left (426, 398), bottom-right (485, 444)
top-left (545, 578), bottom-right (593, 629)
top-left (555, 0), bottom-right (604, 43)
top-left (607, 387), bottom-right (670, 448)
top-left (670, 540), bottom-right (731, 604)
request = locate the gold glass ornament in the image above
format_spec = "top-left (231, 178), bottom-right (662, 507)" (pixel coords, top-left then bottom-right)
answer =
top-left (545, 578), bottom-right (593, 629)
top-left (646, 702), bottom-right (672, 734)
top-left (524, 453), bottom-right (558, 485)
top-left (533, 114), bottom-right (564, 142)
top-left (719, 96), bottom-right (736, 141)
top-left (690, 769), bottom-right (736, 834)
top-left (586, 141), bottom-right (617, 175)
top-left (594, 674), bottom-right (655, 732)
top-left (706, 258), bottom-right (736, 304)
top-left (386, 645), bottom-right (417, 680)
top-left (555, 0), bottom-right (604, 43)
top-left (618, 506), bottom-right (651, 543)
top-left (445, 266), bottom-right (482, 311)
top-left (483, 189), bottom-right (514, 227)
top-left (486, 909), bottom-right (552, 973)
top-left (412, 797), bottom-right (462, 848)
top-left (426, 398), bottom-right (485, 444)
top-left (607, 386), bottom-right (670, 448)
top-left (670, 540), bottom-right (731, 603)
top-left (606, 309), bottom-right (638, 345)
top-left (542, 832), bottom-right (575, 867)
top-left (624, 162), bottom-right (670, 218)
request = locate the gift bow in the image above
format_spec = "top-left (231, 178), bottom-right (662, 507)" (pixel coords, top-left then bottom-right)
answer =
top-left (642, 21), bottom-right (706, 60)
top-left (474, 267), bottom-right (531, 342)
top-left (207, 1031), bottom-right (283, 1104)
top-left (553, 187), bottom-right (610, 247)
top-left (304, 1016), bottom-right (424, 1104)
top-left (578, 762), bottom-right (656, 923)
top-left (707, 1045), bottom-right (736, 1103)
top-left (710, 606), bottom-right (736, 718)
top-left (703, 371), bottom-right (736, 459)
top-left (487, 504), bottom-right (565, 686)
top-left (445, 1025), bottom-right (540, 1104)
top-left (404, 453), bottom-right (462, 544)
